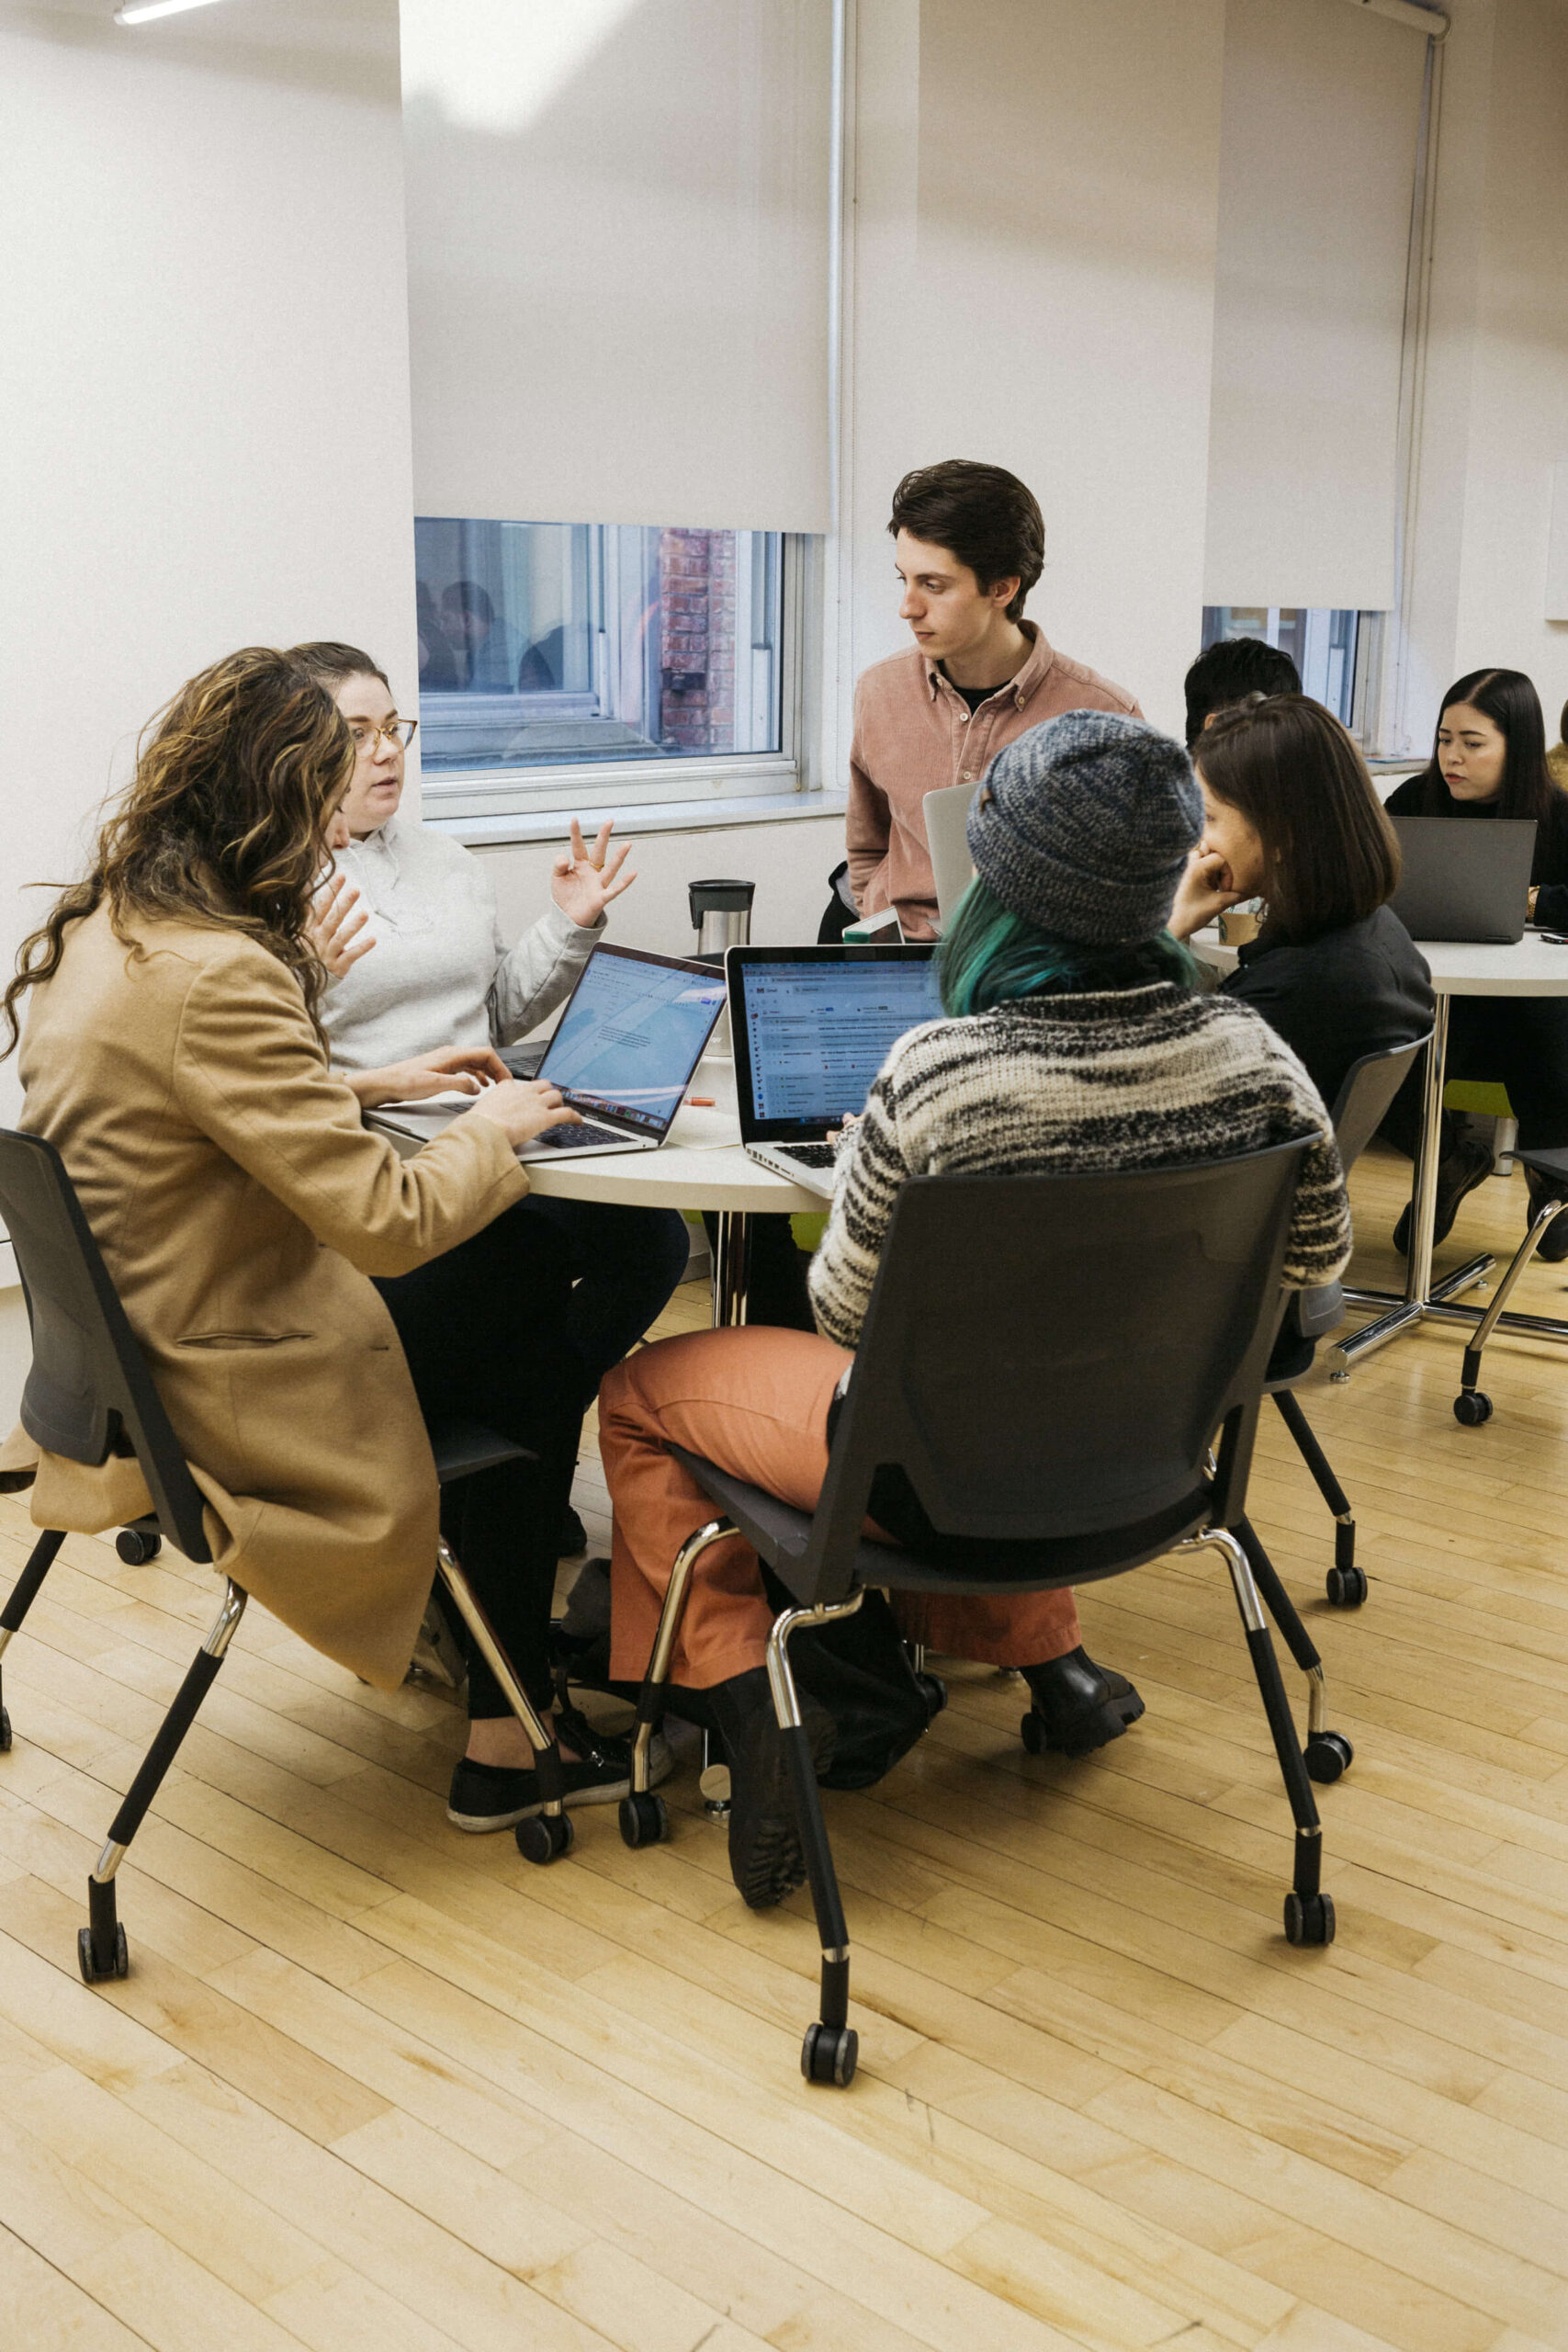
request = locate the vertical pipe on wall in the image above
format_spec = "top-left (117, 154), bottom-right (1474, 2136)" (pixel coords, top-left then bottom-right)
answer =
top-left (1383, 27), bottom-right (1447, 753)
top-left (820, 0), bottom-right (855, 799)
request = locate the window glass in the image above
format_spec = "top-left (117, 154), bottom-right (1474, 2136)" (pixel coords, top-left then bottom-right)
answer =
top-left (414, 520), bottom-right (784, 775)
top-left (1201, 605), bottom-right (1368, 731)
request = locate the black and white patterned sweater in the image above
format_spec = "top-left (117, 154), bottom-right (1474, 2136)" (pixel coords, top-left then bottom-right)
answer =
top-left (807, 982), bottom-right (1351, 1352)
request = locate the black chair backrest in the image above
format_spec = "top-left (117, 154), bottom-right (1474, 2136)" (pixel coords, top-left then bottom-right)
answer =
top-left (1330, 1033), bottom-right (1430, 1173)
top-left (0, 1128), bottom-right (211, 1560)
top-left (807, 1138), bottom-right (1313, 1595)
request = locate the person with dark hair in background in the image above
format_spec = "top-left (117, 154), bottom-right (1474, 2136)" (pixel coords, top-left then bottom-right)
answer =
top-left (441, 579), bottom-right (524, 693)
top-left (1167, 695), bottom-right (1432, 1112)
top-left (1382, 667), bottom-right (1568, 1257)
top-left (416, 578), bottom-right (458, 689)
top-left (1548, 695), bottom-right (1568, 793)
top-left (1182, 636), bottom-right (1303, 750)
top-left (844, 459), bottom-right (1141, 939)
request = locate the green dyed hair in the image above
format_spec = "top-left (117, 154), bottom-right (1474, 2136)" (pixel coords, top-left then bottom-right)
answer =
top-left (936, 877), bottom-right (1196, 1018)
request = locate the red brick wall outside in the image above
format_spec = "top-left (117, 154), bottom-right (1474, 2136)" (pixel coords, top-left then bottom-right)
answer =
top-left (658, 529), bottom-right (736, 752)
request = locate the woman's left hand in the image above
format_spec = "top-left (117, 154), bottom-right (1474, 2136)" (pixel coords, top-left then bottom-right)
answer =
top-left (550, 819), bottom-right (637, 929)
top-left (349, 1046), bottom-right (511, 1110)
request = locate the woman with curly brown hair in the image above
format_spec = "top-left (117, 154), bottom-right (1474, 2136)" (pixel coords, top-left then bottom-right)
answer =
top-left (0, 647), bottom-right (649, 1829)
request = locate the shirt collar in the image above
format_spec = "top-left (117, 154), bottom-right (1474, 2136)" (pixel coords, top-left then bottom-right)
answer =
top-left (924, 621), bottom-right (1056, 711)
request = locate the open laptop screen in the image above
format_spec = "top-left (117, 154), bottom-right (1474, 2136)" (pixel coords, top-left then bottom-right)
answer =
top-left (729, 946), bottom-right (940, 1140)
top-left (538, 944), bottom-right (726, 1137)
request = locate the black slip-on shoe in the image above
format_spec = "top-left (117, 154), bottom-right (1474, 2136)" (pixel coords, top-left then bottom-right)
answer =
top-left (557, 1504), bottom-right (590, 1559)
top-left (711, 1667), bottom-right (836, 1910)
top-left (447, 1708), bottom-right (671, 1832)
top-left (1393, 1136), bottom-right (1494, 1257)
top-left (1021, 1647), bottom-right (1145, 1759)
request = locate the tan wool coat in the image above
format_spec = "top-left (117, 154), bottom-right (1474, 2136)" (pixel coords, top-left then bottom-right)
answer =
top-left (0, 905), bottom-right (530, 1689)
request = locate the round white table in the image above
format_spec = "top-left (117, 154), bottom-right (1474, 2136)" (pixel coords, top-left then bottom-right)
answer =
top-left (375, 1052), bottom-right (821, 1326)
top-left (1193, 927), bottom-right (1568, 1364)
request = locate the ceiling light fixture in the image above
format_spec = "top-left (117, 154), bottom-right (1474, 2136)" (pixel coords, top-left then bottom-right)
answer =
top-left (114, 0), bottom-right (231, 25)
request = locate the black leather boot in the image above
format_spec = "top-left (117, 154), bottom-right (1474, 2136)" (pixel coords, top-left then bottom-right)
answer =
top-left (1021, 1648), bottom-right (1145, 1758)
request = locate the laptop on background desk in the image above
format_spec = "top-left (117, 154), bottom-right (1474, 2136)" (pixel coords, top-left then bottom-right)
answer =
top-left (1389, 817), bottom-right (1537, 944)
top-left (728, 944), bottom-right (941, 1199)
top-left (376, 942), bottom-right (726, 1161)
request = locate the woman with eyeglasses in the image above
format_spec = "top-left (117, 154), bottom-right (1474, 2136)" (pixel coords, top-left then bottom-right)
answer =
top-left (0, 647), bottom-right (652, 1829)
top-left (292, 642), bottom-right (694, 1589)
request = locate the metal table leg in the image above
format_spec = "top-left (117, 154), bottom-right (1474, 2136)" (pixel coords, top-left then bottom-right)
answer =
top-left (1336, 999), bottom-right (1469, 1367)
top-left (711, 1209), bottom-right (751, 1329)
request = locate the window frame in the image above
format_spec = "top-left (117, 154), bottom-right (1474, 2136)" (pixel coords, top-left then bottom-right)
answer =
top-left (415, 528), bottom-right (816, 825)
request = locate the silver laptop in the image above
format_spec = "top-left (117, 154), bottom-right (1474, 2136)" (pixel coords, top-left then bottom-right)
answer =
top-left (377, 942), bottom-right (726, 1160)
top-left (728, 944), bottom-right (941, 1197)
top-left (923, 778), bottom-right (982, 933)
top-left (1389, 817), bottom-right (1537, 944)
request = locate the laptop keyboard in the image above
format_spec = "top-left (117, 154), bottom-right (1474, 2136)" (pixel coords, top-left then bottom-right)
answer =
top-left (536, 1123), bottom-right (626, 1150)
top-left (778, 1142), bottom-right (838, 1169)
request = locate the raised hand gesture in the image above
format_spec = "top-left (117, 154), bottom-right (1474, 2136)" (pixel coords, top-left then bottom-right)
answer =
top-left (549, 818), bottom-right (637, 930)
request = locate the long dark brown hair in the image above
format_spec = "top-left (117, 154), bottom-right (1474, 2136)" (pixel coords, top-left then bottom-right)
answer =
top-left (1409, 667), bottom-right (1552, 821)
top-left (3, 646), bottom-right (354, 1057)
top-left (1196, 695), bottom-right (1400, 944)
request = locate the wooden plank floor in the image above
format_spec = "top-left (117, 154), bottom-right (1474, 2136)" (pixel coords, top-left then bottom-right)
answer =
top-left (3, 1138), bottom-right (1568, 2352)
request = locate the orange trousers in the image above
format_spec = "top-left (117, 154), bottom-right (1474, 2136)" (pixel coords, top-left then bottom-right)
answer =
top-left (600, 1326), bottom-right (1081, 1688)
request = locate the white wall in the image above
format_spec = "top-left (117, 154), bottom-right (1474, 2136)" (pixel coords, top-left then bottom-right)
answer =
top-left (1393, 0), bottom-right (1568, 751)
top-left (0, 0), bottom-right (418, 1127)
top-left (832, 0), bottom-right (1227, 764)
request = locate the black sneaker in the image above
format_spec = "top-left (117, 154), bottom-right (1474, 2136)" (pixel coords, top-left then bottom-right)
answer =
top-left (1021, 1647), bottom-right (1145, 1758)
top-left (1393, 1136), bottom-right (1493, 1256)
top-left (446, 1704), bottom-right (671, 1832)
top-left (557, 1504), bottom-right (590, 1559)
top-left (1525, 1165), bottom-right (1568, 1263)
top-left (710, 1667), bottom-right (836, 1909)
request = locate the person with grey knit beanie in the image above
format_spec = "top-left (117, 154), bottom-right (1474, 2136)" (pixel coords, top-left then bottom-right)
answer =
top-left (596, 702), bottom-right (1348, 1913)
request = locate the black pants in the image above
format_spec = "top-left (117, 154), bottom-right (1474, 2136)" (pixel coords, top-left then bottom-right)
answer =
top-left (376, 1203), bottom-right (584, 1718)
top-left (519, 1193), bottom-right (691, 1390)
top-left (1383, 994), bottom-right (1568, 1160)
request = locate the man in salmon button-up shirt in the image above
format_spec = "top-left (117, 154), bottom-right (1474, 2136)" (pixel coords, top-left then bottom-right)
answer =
top-left (846, 459), bottom-right (1142, 939)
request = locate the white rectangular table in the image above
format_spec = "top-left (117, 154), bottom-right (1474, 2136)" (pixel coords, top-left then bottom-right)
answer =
top-left (1192, 928), bottom-right (1568, 1366)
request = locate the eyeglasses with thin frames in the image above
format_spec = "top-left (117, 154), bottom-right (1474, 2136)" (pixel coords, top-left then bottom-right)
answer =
top-left (349, 718), bottom-right (418, 757)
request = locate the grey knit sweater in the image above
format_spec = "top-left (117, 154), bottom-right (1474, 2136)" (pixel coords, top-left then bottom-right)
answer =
top-left (807, 982), bottom-right (1350, 1351)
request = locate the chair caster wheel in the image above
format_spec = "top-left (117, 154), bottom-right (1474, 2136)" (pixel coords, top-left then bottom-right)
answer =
top-left (514, 1811), bottom-right (574, 1865)
top-left (618, 1792), bottom-right (669, 1849)
top-left (1020, 1711), bottom-right (1044, 1755)
top-left (1325, 1565), bottom-right (1367, 1607)
top-left (77, 1923), bottom-right (129, 1983)
top-left (115, 1527), bottom-right (161, 1565)
top-left (801, 2021), bottom-right (858, 2086)
top-left (1453, 1391), bottom-right (1493, 1427)
top-left (1304, 1731), bottom-right (1353, 1784)
top-left (916, 1672), bottom-right (947, 1722)
top-left (0, 1705), bottom-right (10, 1754)
top-left (1283, 1890), bottom-right (1336, 1946)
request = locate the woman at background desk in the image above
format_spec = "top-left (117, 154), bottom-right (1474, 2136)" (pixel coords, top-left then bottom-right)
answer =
top-left (296, 641), bottom-right (692, 1555)
top-left (1379, 668), bottom-right (1568, 1257)
top-left (1168, 694), bottom-right (1433, 1114)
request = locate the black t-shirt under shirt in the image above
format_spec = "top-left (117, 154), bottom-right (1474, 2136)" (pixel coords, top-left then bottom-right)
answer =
top-left (944, 673), bottom-right (1012, 716)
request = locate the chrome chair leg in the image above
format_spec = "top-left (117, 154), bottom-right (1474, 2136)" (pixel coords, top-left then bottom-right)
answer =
top-left (1176, 1530), bottom-right (1337, 1946)
top-left (81, 1577), bottom-right (247, 1984)
top-left (619, 1517), bottom-right (737, 1849)
top-left (435, 1538), bottom-right (574, 1864)
top-left (1453, 1195), bottom-right (1568, 1425)
top-left (766, 1593), bottom-right (865, 2088)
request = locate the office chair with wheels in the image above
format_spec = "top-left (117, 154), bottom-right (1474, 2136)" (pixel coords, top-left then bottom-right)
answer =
top-left (0, 1126), bottom-right (573, 1986)
top-left (1247, 1034), bottom-right (1430, 1611)
top-left (620, 1145), bottom-right (1352, 2087)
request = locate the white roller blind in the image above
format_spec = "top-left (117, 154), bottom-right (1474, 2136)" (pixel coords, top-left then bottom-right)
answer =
top-left (1202, 0), bottom-right (1428, 611)
top-left (401, 0), bottom-right (832, 534)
